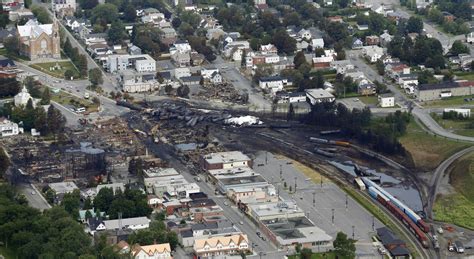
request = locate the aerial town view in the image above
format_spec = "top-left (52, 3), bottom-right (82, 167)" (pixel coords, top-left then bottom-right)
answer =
top-left (0, 0), bottom-right (474, 257)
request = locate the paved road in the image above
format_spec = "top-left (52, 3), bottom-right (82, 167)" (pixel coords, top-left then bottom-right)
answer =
top-left (412, 107), bottom-right (474, 142)
top-left (145, 140), bottom-right (276, 254)
top-left (212, 56), bottom-right (271, 111)
top-left (17, 183), bottom-right (51, 211)
top-left (427, 146), bottom-right (474, 219)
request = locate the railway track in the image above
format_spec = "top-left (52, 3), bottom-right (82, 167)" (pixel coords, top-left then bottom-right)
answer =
top-left (234, 129), bottom-right (435, 259)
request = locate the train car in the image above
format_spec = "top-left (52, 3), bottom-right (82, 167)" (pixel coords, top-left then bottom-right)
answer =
top-left (320, 129), bottom-right (341, 135)
top-left (309, 137), bottom-right (330, 144)
top-left (314, 149), bottom-right (335, 158)
top-left (417, 219), bottom-right (430, 233)
top-left (334, 141), bottom-right (350, 147)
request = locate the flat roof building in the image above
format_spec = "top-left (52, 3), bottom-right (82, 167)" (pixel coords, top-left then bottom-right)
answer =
top-left (248, 201), bottom-right (305, 221)
top-left (201, 151), bottom-right (252, 170)
top-left (48, 181), bottom-right (78, 194)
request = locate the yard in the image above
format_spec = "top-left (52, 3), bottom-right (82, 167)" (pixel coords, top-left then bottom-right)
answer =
top-left (29, 61), bottom-right (81, 79)
top-left (454, 72), bottom-right (474, 81)
top-left (50, 89), bottom-right (98, 113)
top-left (288, 251), bottom-right (336, 259)
top-left (422, 95), bottom-right (474, 108)
top-left (358, 95), bottom-right (378, 106)
top-left (433, 153), bottom-right (474, 230)
top-left (399, 121), bottom-right (470, 171)
top-left (431, 113), bottom-right (474, 137)
top-left (0, 245), bottom-right (17, 259)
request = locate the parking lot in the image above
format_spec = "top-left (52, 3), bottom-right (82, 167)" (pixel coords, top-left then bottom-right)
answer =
top-left (251, 152), bottom-right (384, 257)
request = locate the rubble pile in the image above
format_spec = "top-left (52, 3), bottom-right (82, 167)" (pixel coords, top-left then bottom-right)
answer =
top-left (195, 83), bottom-right (248, 104)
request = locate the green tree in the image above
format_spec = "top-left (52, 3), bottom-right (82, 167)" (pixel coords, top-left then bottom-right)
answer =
top-left (46, 105), bottom-right (66, 137)
top-left (0, 6), bottom-right (9, 29)
top-left (4, 36), bottom-right (19, 56)
top-left (94, 187), bottom-right (114, 212)
top-left (88, 68), bottom-right (103, 86)
top-left (91, 3), bottom-right (119, 26)
top-left (406, 16), bottom-right (423, 33)
top-left (108, 20), bottom-right (125, 45)
top-left (64, 69), bottom-right (75, 80)
top-left (333, 231), bottom-right (356, 258)
top-left (450, 40), bottom-right (470, 56)
top-left (375, 60), bottom-right (385, 75)
top-left (40, 87), bottom-right (51, 105)
top-left (272, 29), bottom-right (296, 55)
top-left (83, 197), bottom-right (93, 210)
top-left (177, 85), bottom-right (190, 98)
top-left (0, 147), bottom-right (10, 179)
top-left (300, 248), bottom-right (312, 259)
top-left (62, 189), bottom-right (81, 217)
top-left (31, 6), bottom-right (52, 24)
top-left (123, 4), bottom-right (136, 22)
top-left (293, 51), bottom-right (307, 69)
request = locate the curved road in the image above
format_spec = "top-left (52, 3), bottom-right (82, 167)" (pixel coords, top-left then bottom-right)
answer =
top-left (427, 146), bottom-right (474, 219)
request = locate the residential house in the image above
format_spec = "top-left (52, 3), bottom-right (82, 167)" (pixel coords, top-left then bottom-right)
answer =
top-left (53, 0), bottom-right (76, 17)
top-left (129, 45), bottom-right (142, 55)
top-left (209, 72), bottom-right (222, 84)
top-left (385, 63), bottom-right (410, 79)
top-left (0, 27), bottom-right (17, 43)
top-left (206, 28), bottom-right (225, 41)
top-left (8, 8), bottom-right (34, 22)
top-left (379, 31), bottom-right (393, 46)
top-left (132, 243), bottom-right (173, 259)
top-left (159, 27), bottom-right (177, 46)
top-left (260, 44), bottom-right (278, 54)
top-left (298, 29), bottom-right (312, 40)
top-left (88, 216), bottom-right (150, 234)
top-left (312, 55), bottom-right (334, 69)
top-left (174, 67), bottom-right (191, 79)
top-left (305, 89), bottom-right (335, 104)
top-left (96, 183), bottom-right (125, 194)
top-left (352, 38), bottom-right (363, 49)
top-left (193, 234), bottom-right (249, 258)
top-left (78, 209), bottom-right (106, 224)
top-left (191, 51), bottom-right (205, 66)
top-left (378, 94), bottom-right (395, 107)
top-left (398, 74), bottom-right (418, 89)
top-left (0, 118), bottom-right (23, 137)
top-left (258, 76), bottom-right (292, 94)
top-left (358, 83), bottom-right (376, 95)
top-left (327, 16), bottom-right (343, 23)
top-left (311, 38), bottom-right (324, 49)
top-left (442, 11), bottom-right (455, 22)
top-left (289, 92), bottom-right (307, 103)
top-left (83, 33), bottom-right (107, 46)
top-left (365, 35), bottom-right (380, 46)
top-left (0, 58), bottom-right (16, 70)
top-left (120, 71), bottom-right (158, 93)
top-left (172, 51), bottom-right (191, 67)
top-left (323, 0), bottom-right (333, 6)
top-left (180, 75), bottom-right (202, 86)
top-left (357, 24), bottom-right (369, 31)
top-left (362, 46), bottom-right (384, 63)
top-left (201, 67), bottom-right (219, 79)
top-left (330, 60), bottom-right (354, 74)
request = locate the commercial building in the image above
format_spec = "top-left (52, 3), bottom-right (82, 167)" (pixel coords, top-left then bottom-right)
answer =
top-left (200, 151), bottom-right (252, 170)
top-left (415, 81), bottom-right (474, 101)
top-left (119, 70), bottom-right (158, 93)
top-left (193, 233), bottom-right (249, 258)
top-left (179, 220), bottom-right (241, 247)
top-left (107, 54), bottom-right (156, 73)
top-left (260, 217), bottom-right (332, 250)
top-left (131, 243), bottom-right (173, 259)
top-left (216, 174), bottom-right (269, 194)
top-left (305, 89), bottom-right (335, 105)
top-left (53, 0), bottom-right (76, 17)
top-left (248, 201), bottom-right (305, 221)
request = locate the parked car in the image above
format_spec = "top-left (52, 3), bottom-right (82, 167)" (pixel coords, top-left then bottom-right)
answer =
top-left (256, 232), bottom-right (261, 237)
top-left (455, 241), bottom-right (465, 253)
top-left (448, 241), bottom-right (455, 252)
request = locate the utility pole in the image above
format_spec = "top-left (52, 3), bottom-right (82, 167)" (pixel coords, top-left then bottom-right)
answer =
top-left (320, 177), bottom-right (323, 188)
top-left (352, 225), bottom-right (355, 239)
top-left (312, 192), bottom-right (316, 207)
top-left (294, 176), bottom-right (297, 193)
top-left (279, 164), bottom-right (282, 180)
top-left (345, 194), bottom-right (348, 210)
top-left (265, 151), bottom-right (268, 164)
top-left (372, 216), bottom-right (375, 231)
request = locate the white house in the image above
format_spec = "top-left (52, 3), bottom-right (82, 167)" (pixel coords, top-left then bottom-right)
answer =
top-left (174, 67), bottom-right (191, 79)
top-left (398, 74), bottom-right (418, 89)
top-left (14, 86), bottom-right (35, 107)
top-left (260, 44), bottom-right (278, 54)
top-left (298, 29), bottom-right (312, 40)
top-left (209, 72), bottom-right (222, 84)
top-left (193, 234), bottom-right (249, 258)
top-left (289, 92), bottom-right (307, 103)
top-left (201, 67), bottom-right (219, 79)
top-left (467, 32), bottom-right (474, 44)
top-left (0, 118), bottom-right (23, 137)
top-left (444, 108), bottom-right (471, 118)
top-left (259, 76), bottom-right (292, 94)
top-left (378, 94), bottom-right (395, 107)
top-left (311, 38), bottom-right (324, 49)
top-left (330, 60), bottom-right (354, 74)
top-left (362, 46), bottom-right (384, 63)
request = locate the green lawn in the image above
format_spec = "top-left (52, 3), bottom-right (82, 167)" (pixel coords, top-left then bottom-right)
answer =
top-left (0, 48), bottom-right (7, 56)
top-left (359, 96), bottom-right (378, 105)
top-left (0, 245), bottom-right (18, 259)
top-left (433, 153), bottom-right (474, 230)
top-left (423, 95), bottom-right (474, 108)
top-left (431, 114), bottom-right (474, 137)
top-left (288, 251), bottom-right (336, 259)
top-left (50, 89), bottom-right (98, 113)
top-left (399, 121), bottom-right (470, 171)
top-left (30, 61), bottom-right (80, 79)
top-left (454, 72), bottom-right (474, 81)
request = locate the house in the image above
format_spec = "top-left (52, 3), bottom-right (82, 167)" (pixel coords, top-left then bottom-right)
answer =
top-left (312, 56), bottom-right (334, 69)
top-left (201, 67), bottom-right (219, 79)
top-left (206, 28), bottom-right (225, 41)
top-left (298, 29), bottom-right (312, 40)
top-left (385, 63), bottom-right (410, 78)
top-left (323, 0), bottom-right (333, 6)
top-left (352, 38), bottom-right (363, 49)
top-left (305, 89), bottom-right (335, 105)
top-left (362, 46), bottom-right (384, 63)
top-left (83, 33), bottom-right (107, 46)
top-left (53, 0), bottom-right (76, 17)
top-left (17, 19), bottom-right (61, 60)
top-left (467, 32), bottom-right (474, 44)
top-left (96, 183), bottom-right (125, 195)
top-left (0, 118), bottom-right (23, 137)
top-left (89, 216), bottom-right (150, 233)
top-left (191, 51), bottom-right (205, 66)
top-left (132, 243), bottom-right (173, 259)
top-left (174, 67), bottom-right (191, 79)
top-left (330, 60), bottom-right (354, 74)
top-left (442, 11), bottom-right (455, 22)
top-left (289, 92), bottom-right (307, 103)
top-left (78, 209), bottom-right (106, 224)
top-left (379, 31), bottom-right (393, 46)
top-left (377, 227), bottom-right (410, 258)
top-left (357, 24), bottom-right (369, 31)
top-left (258, 76), bottom-right (292, 94)
top-left (0, 58), bottom-right (16, 70)
top-left (327, 16), bottom-right (343, 23)
top-left (172, 51), bottom-right (191, 67)
top-left (193, 234), bottom-right (249, 258)
top-left (180, 76), bottom-right (201, 86)
top-left (358, 84), bottom-right (377, 95)
top-left (8, 8), bottom-right (34, 22)
top-left (120, 71), bottom-right (158, 92)
top-left (0, 27), bottom-right (17, 43)
top-left (260, 44), bottom-right (278, 54)
top-left (378, 94), bottom-right (395, 107)
top-left (159, 27), bottom-right (177, 46)
top-left (365, 35), bottom-right (380, 46)
top-left (129, 45), bottom-right (142, 55)
top-left (311, 38), bottom-right (324, 49)
top-left (209, 72), bottom-right (222, 84)
top-left (398, 74), bottom-right (418, 89)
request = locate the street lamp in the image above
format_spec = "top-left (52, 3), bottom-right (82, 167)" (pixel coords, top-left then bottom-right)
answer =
top-left (312, 192), bottom-right (316, 207)
top-left (345, 194), bottom-right (348, 209)
top-left (372, 216), bottom-right (375, 231)
top-left (279, 164), bottom-right (282, 180)
top-left (294, 176), bottom-right (297, 192)
top-left (331, 208), bottom-right (335, 224)
top-left (352, 225), bottom-right (355, 239)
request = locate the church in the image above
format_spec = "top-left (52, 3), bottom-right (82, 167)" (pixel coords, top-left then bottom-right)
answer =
top-left (17, 19), bottom-right (61, 61)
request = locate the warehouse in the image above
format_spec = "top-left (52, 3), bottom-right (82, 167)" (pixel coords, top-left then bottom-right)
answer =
top-left (415, 81), bottom-right (474, 101)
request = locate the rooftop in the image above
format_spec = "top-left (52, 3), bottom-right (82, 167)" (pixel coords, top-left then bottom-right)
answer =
top-left (203, 151), bottom-right (251, 165)
top-left (103, 217), bottom-right (150, 230)
top-left (218, 175), bottom-right (268, 187)
top-left (143, 167), bottom-right (179, 178)
top-left (249, 201), bottom-right (304, 219)
top-left (48, 181), bottom-right (78, 194)
top-left (208, 166), bottom-right (258, 179)
top-left (305, 88), bottom-right (335, 99)
top-left (263, 217), bottom-right (332, 245)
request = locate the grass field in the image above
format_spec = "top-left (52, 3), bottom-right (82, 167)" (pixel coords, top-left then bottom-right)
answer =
top-left (50, 89), bottom-right (98, 112)
top-left (399, 121), bottom-right (470, 171)
top-left (433, 153), bottom-right (474, 230)
top-left (454, 72), bottom-right (474, 81)
top-left (423, 95), bottom-right (474, 107)
top-left (359, 96), bottom-right (378, 105)
top-left (0, 245), bottom-right (17, 259)
top-left (431, 114), bottom-right (474, 137)
top-left (288, 251), bottom-right (336, 259)
top-left (30, 61), bottom-right (80, 79)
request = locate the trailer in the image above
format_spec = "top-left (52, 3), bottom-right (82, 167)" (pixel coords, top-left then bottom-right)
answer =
top-left (354, 178), bottom-right (366, 190)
